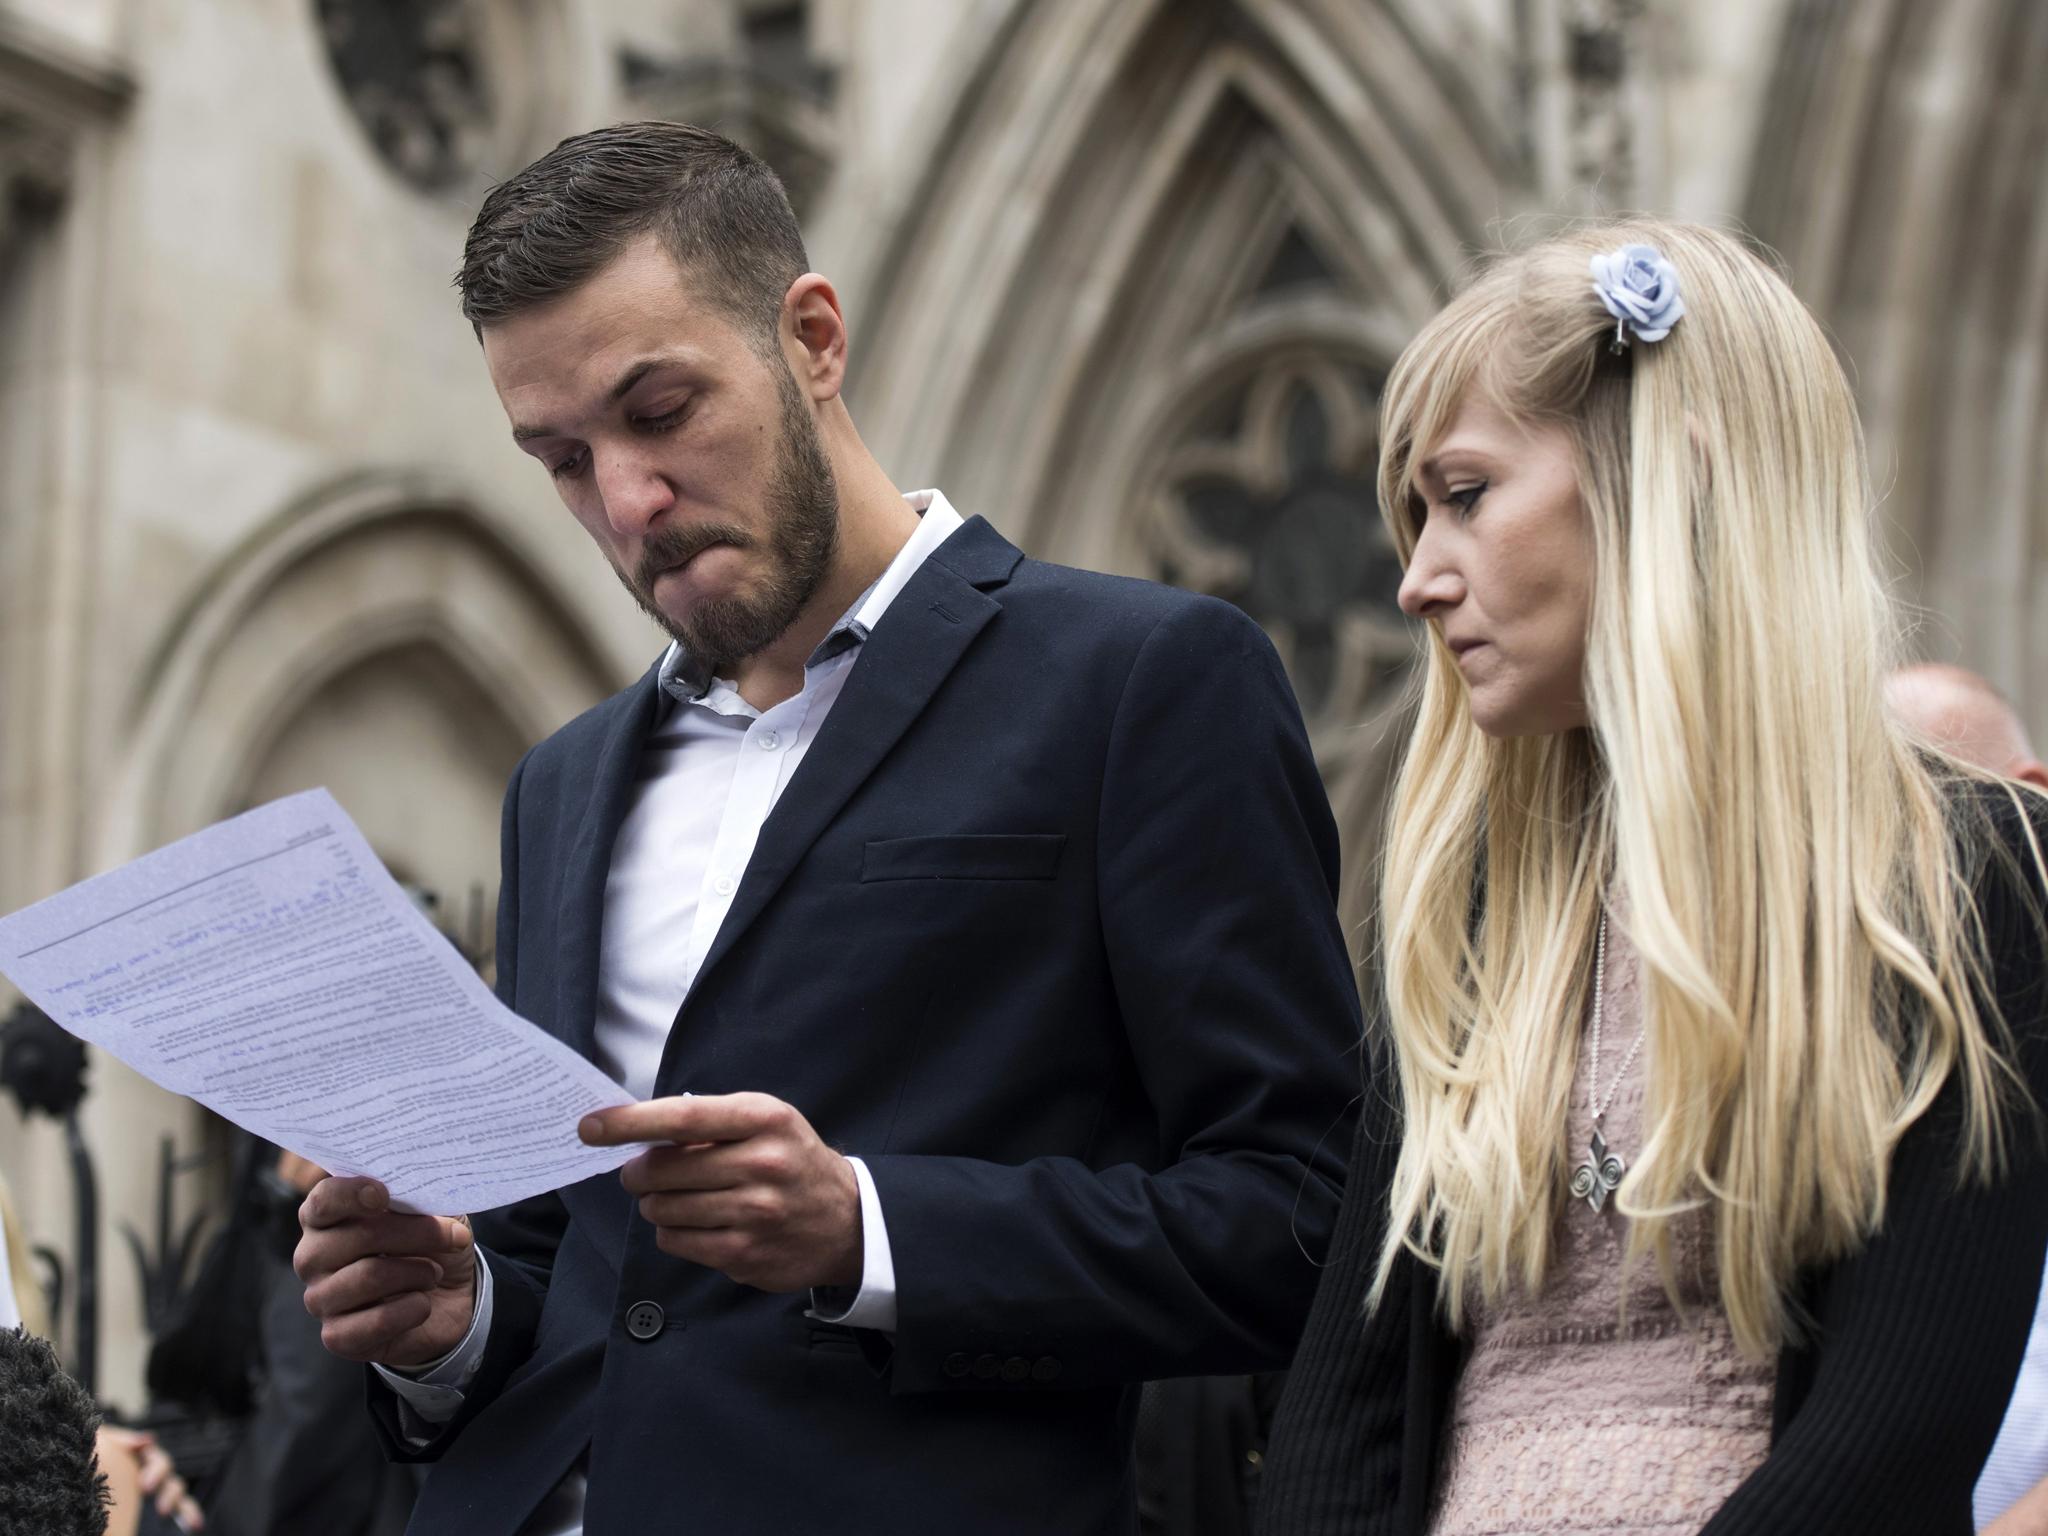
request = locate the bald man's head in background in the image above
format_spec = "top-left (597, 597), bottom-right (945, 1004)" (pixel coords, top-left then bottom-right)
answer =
top-left (1887, 662), bottom-right (2048, 789)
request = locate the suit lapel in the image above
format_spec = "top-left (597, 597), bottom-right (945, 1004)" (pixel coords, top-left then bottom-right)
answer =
top-left (677, 518), bottom-right (1020, 1011)
top-left (553, 664), bottom-right (664, 1062)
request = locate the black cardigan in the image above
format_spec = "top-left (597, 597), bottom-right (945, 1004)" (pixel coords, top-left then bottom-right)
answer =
top-left (1258, 795), bottom-right (2048, 1536)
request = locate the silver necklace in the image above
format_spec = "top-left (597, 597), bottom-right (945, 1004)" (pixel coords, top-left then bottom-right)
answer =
top-left (1568, 911), bottom-right (1645, 1213)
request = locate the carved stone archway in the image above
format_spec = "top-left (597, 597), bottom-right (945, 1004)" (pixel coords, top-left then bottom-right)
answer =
top-left (104, 467), bottom-right (617, 864)
top-left (849, 0), bottom-right (1527, 915)
top-left (1748, 0), bottom-right (2048, 726)
top-left (65, 468), bottom-right (615, 1400)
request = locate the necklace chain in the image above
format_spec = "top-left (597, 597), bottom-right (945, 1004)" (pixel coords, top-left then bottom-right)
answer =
top-left (1586, 910), bottom-right (1645, 1125)
top-left (1572, 909), bottom-right (1645, 1212)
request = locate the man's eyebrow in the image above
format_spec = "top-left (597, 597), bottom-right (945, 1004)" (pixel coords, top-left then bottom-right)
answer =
top-left (607, 358), bottom-right (660, 403)
top-left (510, 356), bottom-right (690, 442)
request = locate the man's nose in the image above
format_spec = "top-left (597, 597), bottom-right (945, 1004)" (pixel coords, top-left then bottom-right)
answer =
top-left (1397, 527), bottom-right (1463, 619)
top-left (595, 448), bottom-right (676, 540)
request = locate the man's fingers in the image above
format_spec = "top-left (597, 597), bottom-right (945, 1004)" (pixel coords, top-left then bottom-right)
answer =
top-left (293, 1211), bottom-right (471, 1282)
top-left (135, 1443), bottom-right (170, 1493)
top-left (318, 1291), bottom-right (435, 1361)
top-left (637, 1187), bottom-right (773, 1230)
top-left (580, 1092), bottom-right (785, 1148)
top-left (304, 1255), bottom-right (445, 1320)
top-left (298, 1176), bottom-right (389, 1230)
top-left (617, 1141), bottom-right (756, 1197)
top-left (154, 1472), bottom-right (187, 1519)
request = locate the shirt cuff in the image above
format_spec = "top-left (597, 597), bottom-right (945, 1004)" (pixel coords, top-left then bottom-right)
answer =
top-left (373, 1249), bottom-right (495, 1440)
top-left (806, 1156), bottom-right (897, 1333)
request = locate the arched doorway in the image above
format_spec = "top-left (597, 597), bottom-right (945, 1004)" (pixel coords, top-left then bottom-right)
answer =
top-left (105, 467), bottom-right (616, 864)
top-left (82, 467), bottom-right (617, 1397)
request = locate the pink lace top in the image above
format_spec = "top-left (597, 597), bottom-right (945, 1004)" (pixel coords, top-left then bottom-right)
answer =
top-left (1428, 925), bottom-right (1776, 1536)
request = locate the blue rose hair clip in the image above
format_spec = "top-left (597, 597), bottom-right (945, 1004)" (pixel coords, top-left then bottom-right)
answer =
top-left (1590, 243), bottom-right (1685, 352)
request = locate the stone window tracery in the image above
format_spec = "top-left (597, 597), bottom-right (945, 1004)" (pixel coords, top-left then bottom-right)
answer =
top-left (1151, 362), bottom-right (1411, 733)
top-left (313, 0), bottom-right (496, 191)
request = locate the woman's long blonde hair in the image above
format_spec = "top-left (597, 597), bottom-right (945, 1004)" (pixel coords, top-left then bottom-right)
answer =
top-left (1371, 216), bottom-right (2031, 1358)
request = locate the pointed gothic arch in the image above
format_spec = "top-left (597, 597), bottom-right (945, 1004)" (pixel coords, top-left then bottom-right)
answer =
top-left (102, 468), bottom-right (619, 866)
top-left (1748, 0), bottom-right (2048, 724)
top-left (848, 0), bottom-right (1527, 904)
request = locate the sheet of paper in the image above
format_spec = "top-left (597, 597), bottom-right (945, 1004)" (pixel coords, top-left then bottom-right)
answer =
top-left (0, 789), bottom-right (640, 1215)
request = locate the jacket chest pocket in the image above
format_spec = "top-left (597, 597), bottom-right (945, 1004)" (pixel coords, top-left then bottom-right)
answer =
top-left (860, 833), bottom-right (1067, 883)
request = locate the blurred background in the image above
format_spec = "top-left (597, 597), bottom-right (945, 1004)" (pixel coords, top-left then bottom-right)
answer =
top-left (0, 0), bottom-right (2040, 1424)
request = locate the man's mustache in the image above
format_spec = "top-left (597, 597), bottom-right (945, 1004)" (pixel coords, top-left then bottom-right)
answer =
top-left (634, 524), bottom-right (755, 592)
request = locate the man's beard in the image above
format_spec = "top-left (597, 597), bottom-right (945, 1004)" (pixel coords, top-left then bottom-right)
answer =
top-left (615, 365), bottom-right (840, 671)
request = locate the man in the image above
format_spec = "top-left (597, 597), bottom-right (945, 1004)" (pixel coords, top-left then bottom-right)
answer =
top-left (1889, 664), bottom-right (2048, 796)
top-left (1885, 661), bottom-right (2048, 1535)
top-left (291, 122), bottom-right (1361, 1535)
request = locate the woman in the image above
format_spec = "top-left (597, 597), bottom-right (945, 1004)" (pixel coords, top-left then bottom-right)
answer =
top-left (1256, 218), bottom-right (2048, 1535)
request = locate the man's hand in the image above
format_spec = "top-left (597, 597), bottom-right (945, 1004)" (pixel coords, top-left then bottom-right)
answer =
top-left (580, 1093), bottom-right (862, 1292)
top-left (99, 1426), bottom-right (205, 1532)
top-left (293, 1176), bottom-right (478, 1367)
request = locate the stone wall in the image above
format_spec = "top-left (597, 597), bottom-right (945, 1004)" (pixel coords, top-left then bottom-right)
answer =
top-left (0, 0), bottom-right (2038, 1409)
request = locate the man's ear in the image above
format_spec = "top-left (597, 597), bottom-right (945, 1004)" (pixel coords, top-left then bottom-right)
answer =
top-left (2014, 759), bottom-right (2048, 792)
top-left (783, 274), bottom-right (847, 403)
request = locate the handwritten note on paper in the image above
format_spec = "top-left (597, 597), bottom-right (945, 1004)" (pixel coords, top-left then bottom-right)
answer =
top-left (0, 790), bottom-right (639, 1215)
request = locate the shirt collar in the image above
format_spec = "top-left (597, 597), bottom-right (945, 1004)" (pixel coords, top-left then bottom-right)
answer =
top-left (656, 489), bottom-right (966, 706)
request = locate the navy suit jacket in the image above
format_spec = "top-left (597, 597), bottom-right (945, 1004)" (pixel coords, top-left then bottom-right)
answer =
top-left (375, 516), bottom-right (1364, 1534)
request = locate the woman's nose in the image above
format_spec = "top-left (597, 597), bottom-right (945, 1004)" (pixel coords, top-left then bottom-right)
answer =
top-left (1398, 528), bottom-right (1463, 619)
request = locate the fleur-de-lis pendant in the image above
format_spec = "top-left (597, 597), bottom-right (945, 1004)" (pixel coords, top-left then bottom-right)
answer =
top-left (1569, 1129), bottom-right (1626, 1212)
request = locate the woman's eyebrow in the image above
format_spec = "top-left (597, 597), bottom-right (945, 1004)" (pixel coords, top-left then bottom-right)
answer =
top-left (1426, 442), bottom-right (1494, 471)
top-left (1414, 451), bottom-right (1458, 486)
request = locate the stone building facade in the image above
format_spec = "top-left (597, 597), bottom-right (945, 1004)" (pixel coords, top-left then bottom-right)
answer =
top-left (0, 0), bottom-right (2039, 1407)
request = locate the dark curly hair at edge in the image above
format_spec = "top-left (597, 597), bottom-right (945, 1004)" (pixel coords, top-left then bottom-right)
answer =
top-left (0, 1327), bottom-right (110, 1536)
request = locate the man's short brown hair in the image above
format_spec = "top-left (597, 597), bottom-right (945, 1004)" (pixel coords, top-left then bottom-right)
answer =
top-left (457, 121), bottom-right (808, 350)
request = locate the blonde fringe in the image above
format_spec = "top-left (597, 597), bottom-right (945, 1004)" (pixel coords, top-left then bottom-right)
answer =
top-left (1367, 218), bottom-right (2033, 1359)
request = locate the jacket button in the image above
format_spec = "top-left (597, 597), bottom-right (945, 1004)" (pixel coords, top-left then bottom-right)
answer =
top-left (1031, 1356), bottom-right (1062, 1383)
top-left (971, 1353), bottom-right (1000, 1380)
top-left (943, 1352), bottom-right (971, 1378)
top-left (625, 1300), bottom-right (665, 1341)
top-left (1001, 1356), bottom-right (1031, 1383)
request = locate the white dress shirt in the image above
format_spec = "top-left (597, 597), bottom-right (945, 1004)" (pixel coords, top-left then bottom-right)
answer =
top-left (1978, 1265), bottom-right (2048, 1528)
top-left (379, 491), bottom-right (964, 1536)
